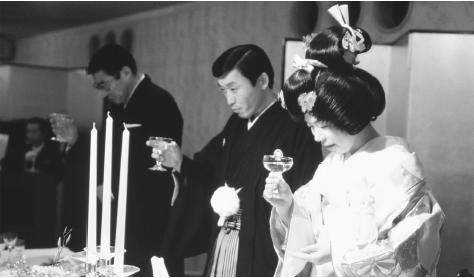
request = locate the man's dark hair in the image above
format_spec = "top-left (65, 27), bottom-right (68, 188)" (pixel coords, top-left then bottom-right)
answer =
top-left (212, 44), bottom-right (274, 89)
top-left (87, 44), bottom-right (137, 77)
top-left (27, 117), bottom-right (51, 136)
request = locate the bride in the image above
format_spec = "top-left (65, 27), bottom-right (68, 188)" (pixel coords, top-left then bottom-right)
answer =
top-left (264, 21), bottom-right (445, 277)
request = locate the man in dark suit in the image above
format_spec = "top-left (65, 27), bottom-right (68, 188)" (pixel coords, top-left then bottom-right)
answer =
top-left (54, 44), bottom-right (183, 276)
top-left (23, 118), bottom-right (62, 176)
top-left (1, 117), bottom-right (62, 247)
top-left (2, 117), bottom-right (61, 176)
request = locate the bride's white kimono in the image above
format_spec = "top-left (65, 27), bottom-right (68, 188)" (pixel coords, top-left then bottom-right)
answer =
top-left (270, 136), bottom-right (445, 276)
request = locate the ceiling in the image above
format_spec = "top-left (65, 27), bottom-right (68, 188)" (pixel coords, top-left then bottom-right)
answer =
top-left (0, 1), bottom-right (183, 40)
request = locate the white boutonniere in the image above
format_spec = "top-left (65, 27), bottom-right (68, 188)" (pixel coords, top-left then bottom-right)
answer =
top-left (210, 183), bottom-right (242, 227)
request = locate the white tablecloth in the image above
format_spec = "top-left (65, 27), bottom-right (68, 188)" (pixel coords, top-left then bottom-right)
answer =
top-left (22, 247), bottom-right (73, 266)
top-left (0, 247), bottom-right (73, 270)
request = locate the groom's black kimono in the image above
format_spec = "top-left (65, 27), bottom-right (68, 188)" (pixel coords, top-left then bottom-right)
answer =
top-left (161, 102), bottom-right (322, 276)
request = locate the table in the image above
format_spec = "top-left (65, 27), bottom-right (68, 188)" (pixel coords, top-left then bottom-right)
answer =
top-left (0, 247), bottom-right (74, 276)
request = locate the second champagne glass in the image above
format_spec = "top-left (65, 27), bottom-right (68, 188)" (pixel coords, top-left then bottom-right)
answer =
top-left (147, 137), bottom-right (173, 171)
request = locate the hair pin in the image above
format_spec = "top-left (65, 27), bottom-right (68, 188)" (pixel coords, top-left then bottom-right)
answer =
top-left (292, 55), bottom-right (328, 73)
top-left (328, 4), bottom-right (367, 54)
top-left (278, 90), bottom-right (287, 110)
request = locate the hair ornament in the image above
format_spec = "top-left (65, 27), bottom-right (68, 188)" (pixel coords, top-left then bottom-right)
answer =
top-left (328, 4), bottom-right (367, 54)
top-left (278, 90), bottom-right (287, 110)
top-left (297, 91), bottom-right (317, 114)
top-left (292, 55), bottom-right (328, 73)
top-left (302, 33), bottom-right (317, 52)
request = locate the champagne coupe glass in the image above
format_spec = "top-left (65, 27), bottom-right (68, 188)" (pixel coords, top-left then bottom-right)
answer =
top-left (147, 137), bottom-right (173, 171)
top-left (263, 149), bottom-right (293, 197)
top-left (49, 113), bottom-right (74, 142)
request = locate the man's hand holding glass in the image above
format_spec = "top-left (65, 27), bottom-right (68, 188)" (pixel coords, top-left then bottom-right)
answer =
top-left (146, 138), bottom-right (182, 172)
top-left (49, 113), bottom-right (79, 146)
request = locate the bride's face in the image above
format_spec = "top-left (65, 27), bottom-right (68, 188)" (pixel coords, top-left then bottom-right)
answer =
top-left (305, 114), bottom-right (355, 154)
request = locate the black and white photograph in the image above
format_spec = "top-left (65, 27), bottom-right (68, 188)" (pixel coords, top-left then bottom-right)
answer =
top-left (0, 1), bottom-right (473, 277)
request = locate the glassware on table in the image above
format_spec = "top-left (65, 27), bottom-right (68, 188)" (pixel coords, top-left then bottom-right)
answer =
top-left (263, 149), bottom-right (293, 197)
top-left (14, 239), bottom-right (25, 250)
top-left (9, 238), bottom-right (25, 265)
top-left (69, 248), bottom-right (138, 277)
top-left (84, 245), bottom-right (116, 264)
top-left (147, 137), bottom-right (173, 171)
top-left (2, 232), bottom-right (18, 252)
top-left (49, 113), bottom-right (74, 142)
top-left (0, 237), bottom-right (4, 265)
top-left (1, 232), bottom-right (18, 264)
top-left (88, 264), bottom-right (139, 277)
top-left (79, 246), bottom-right (122, 276)
top-left (68, 249), bottom-right (96, 276)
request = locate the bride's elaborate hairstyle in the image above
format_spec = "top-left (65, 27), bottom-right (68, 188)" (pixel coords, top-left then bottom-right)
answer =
top-left (281, 24), bottom-right (384, 135)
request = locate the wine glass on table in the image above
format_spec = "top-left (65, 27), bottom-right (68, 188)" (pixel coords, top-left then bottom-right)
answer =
top-left (147, 137), bottom-right (174, 171)
top-left (1, 232), bottom-right (18, 263)
top-left (263, 149), bottom-right (293, 198)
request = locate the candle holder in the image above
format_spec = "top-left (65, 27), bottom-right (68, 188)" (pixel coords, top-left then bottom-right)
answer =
top-left (89, 246), bottom-right (117, 276)
top-left (84, 262), bottom-right (97, 277)
top-left (91, 264), bottom-right (139, 277)
top-left (77, 246), bottom-right (121, 277)
top-left (69, 247), bottom-right (137, 277)
top-left (69, 247), bottom-right (99, 276)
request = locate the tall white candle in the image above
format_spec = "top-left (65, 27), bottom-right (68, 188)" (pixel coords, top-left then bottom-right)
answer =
top-left (114, 124), bottom-right (129, 273)
top-left (100, 112), bottom-right (113, 252)
top-left (87, 122), bottom-right (97, 255)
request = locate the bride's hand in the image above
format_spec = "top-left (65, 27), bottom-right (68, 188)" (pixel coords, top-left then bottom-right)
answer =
top-left (263, 172), bottom-right (293, 221)
top-left (287, 241), bottom-right (331, 264)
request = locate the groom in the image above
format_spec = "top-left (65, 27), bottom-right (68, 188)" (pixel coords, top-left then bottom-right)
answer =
top-left (157, 44), bottom-right (323, 276)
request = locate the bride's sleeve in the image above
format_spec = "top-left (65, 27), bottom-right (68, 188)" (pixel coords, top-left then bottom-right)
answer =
top-left (269, 185), bottom-right (311, 260)
top-left (270, 177), bottom-right (326, 276)
top-left (331, 153), bottom-right (445, 276)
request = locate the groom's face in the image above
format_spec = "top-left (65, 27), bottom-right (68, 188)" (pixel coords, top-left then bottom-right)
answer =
top-left (217, 69), bottom-right (264, 119)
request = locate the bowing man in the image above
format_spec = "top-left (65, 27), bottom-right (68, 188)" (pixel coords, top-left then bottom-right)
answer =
top-left (52, 44), bottom-right (183, 276)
